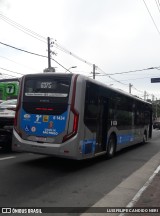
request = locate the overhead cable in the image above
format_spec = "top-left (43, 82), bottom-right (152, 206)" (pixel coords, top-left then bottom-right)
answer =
top-left (52, 41), bottom-right (93, 67)
top-left (143, 0), bottom-right (160, 36)
top-left (97, 66), bottom-right (159, 76)
top-left (0, 55), bottom-right (40, 73)
top-left (0, 67), bottom-right (24, 75)
top-left (0, 12), bottom-right (92, 67)
top-left (0, 41), bottom-right (70, 72)
top-left (155, 0), bottom-right (160, 14)
top-left (0, 13), bottom-right (46, 43)
top-left (0, 41), bottom-right (47, 58)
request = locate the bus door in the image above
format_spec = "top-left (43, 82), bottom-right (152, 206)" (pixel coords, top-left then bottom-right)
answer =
top-left (95, 96), bottom-right (108, 153)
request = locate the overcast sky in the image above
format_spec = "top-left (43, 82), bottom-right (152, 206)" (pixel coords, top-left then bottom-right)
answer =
top-left (1, 0), bottom-right (160, 100)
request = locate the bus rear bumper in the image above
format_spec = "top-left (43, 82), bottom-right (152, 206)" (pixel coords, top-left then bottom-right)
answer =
top-left (12, 129), bottom-right (82, 160)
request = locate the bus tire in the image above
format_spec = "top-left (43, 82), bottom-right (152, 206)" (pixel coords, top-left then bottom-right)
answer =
top-left (106, 134), bottom-right (116, 159)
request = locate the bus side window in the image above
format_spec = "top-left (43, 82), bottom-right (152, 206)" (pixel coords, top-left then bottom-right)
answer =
top-left (112, 95), bottom-right (133, 128)
top-left (84, 82), bottom-right (99, 132)
top-left (135, 102), bottom-right (144, 126)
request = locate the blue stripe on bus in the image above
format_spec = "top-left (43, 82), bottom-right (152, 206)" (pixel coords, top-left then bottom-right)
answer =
top-left (117, 134), bottom-right (134, 145)
top-left (80, 139), bottom-right (96, 155)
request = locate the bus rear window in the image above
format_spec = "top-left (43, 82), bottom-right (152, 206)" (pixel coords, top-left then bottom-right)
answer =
top-left (23, 76), bottom-right (71, 102)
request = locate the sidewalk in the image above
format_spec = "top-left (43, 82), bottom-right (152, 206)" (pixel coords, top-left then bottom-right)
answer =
top-left (81, 152), bottom-right (160, 216)
top-left (125, 168), bottom-right (160, 216)
top-left (134, 171), bottom-right (160, 207)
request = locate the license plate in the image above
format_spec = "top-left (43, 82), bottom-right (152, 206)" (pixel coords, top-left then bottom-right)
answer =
top-left (0, 113), bottom-right (8, 115)
top-left (35, 137), bottom-right (47, 142)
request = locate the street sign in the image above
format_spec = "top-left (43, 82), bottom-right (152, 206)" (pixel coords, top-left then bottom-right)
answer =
top-left (151, 78), bottom-right (160, 83)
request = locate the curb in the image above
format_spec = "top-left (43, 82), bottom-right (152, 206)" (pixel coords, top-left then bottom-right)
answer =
top-left (81, 152), bottom-right (160, 216)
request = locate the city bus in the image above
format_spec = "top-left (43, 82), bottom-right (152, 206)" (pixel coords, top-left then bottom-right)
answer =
top-left (0, 82), bottom-right (19, 100)
top-left (12, 73), bottom-right (152, 160)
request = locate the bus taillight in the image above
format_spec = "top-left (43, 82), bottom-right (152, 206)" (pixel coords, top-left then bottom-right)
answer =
top-left (62, 74), bottom-right (79, 142)
top-left (62, 111), bottom-right (79, 142)
top-left (73, 111), bottom-right (79, 133)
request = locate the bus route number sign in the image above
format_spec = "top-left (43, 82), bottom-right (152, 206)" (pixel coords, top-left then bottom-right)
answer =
top-left (41, 82), bottom-right (52, 89)
top-left (6, 84), bottom-right (15, 95)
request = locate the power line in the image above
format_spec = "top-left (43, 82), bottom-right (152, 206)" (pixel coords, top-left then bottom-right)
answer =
top-left (88, 65), bottom-right (160, 89)
top-left (0, 67), bottom-right (24, 76)
top-left (50, 57), bottom-right (68, 71)
top-left (0, 41), bottom-right (47, 58)
top-left (0, 55), bottom-right (40, 73)
top-left (1, 41), bottom-right (158, 95)
top-left (0, 13), bottom-right (157, 97)
top-left (155, 0), bottom-right (160, 14)
top-left (52, 40), bottom-right (94, 67)
top-left (92, 67), bottom-right (128, 86)
top-left (97, 66), bottom-right (159, 76)
top-left (119, 73), bottom-right (160, 82)
top-left (0, 41), bottom-right (70, 72)
top-left (0, 12), bottom-right (92, 67)
top-left (106, 75), bottom-right (128, 86)
top-left (132, 85), bottom-right (144, 93)
top-left (0, 13), bottom-right (46, 43)
top-left (0, 72), bottom-right (17, 78)
top-left (0, 38), bottom-right (129, 87)
top-left (0, 12), bottom-right (94, 69)
top-left (143, 0), bottom-right (160, 36)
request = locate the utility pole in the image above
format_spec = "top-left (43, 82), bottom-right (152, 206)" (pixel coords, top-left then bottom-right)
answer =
top-left (47, 37), bottom-right (51, 69)
top-left (93, 64), bottom-right (96, 79)
top-left (144, 91), bottom-right (146, 101)
top-left (156, 98), bottom-right (158, 119)
top-left (44, 37), bottom-right (55, 73)
top-left (144, 91), bottom-right (148, 101)
top-left (129, 83), bottom-right (132, 94)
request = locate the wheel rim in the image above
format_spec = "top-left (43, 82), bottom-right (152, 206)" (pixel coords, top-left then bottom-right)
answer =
top-left (143, 133), bottom-right (147, 143)
top-left (109, 140), bottom-right (114, 155)
top-left (108, 136), bottom-right (115, 157)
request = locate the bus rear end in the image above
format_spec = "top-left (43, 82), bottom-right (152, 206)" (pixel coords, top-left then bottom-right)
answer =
top-left (12, 73), bottom-right (80, 159)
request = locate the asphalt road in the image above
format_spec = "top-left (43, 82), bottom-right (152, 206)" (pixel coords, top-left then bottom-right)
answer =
top-left (0, 130), bottom-right (160, 214)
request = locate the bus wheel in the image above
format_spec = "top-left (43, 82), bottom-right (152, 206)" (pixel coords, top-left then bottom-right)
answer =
top-left (106, 134), bottom-right (116, 159)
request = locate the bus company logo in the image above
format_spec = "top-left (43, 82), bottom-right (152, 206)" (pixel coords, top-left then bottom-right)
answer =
top-left (24, 114), bottom-right (31, 119)
top-left (43, 115), bottom-right (49, 122)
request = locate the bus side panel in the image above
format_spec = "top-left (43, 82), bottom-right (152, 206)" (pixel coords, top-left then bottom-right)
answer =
top-left (73, 76), bottom-right (96, 159)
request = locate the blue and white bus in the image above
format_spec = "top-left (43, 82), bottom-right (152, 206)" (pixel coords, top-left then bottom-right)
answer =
top-left (12, 73), bottom-right (152, 160)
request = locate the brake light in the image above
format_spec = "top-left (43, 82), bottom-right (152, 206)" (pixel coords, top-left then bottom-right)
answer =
top-left (62, 75), bottom-right (79, 142)
top-left (62, 111), bottom-right (79, 142)
top-left (73, 111), bottom-right (79, 132)
top-left (35, 108), bottom-right (53, 111)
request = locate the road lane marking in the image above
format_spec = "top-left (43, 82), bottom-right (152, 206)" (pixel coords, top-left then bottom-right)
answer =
top-left (81, 152), bottom-right (160, 216)
top-left (0, 156), bottom-right (16, 161)
top-left (119, 164), bottom-right (160, 216)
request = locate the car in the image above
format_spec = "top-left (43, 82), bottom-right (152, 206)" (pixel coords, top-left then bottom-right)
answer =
top-left (0, 99), bottom-right (17, 151)
top-left (153, 121), bottom-right (160, 129)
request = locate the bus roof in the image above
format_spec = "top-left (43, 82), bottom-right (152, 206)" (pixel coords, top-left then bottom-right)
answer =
top-left (22, 72), bottom-right (151, 105)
